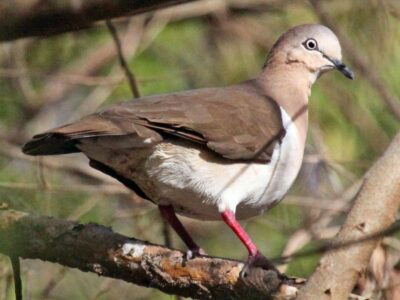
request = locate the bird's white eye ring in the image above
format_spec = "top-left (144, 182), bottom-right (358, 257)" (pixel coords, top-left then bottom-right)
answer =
top-left (303, 38), bottom-right (318, 50)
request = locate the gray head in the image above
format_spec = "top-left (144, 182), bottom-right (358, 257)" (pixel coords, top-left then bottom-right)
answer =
top-left (267, 24), bottom-right (354, 79)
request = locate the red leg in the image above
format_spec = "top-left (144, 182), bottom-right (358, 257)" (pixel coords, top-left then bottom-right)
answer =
top-left (221, 210), bottom-right (259, 256)
top-left (221, 210), bottom-right (277, 277)
top-left (158, 205), bottom-right (205, 258)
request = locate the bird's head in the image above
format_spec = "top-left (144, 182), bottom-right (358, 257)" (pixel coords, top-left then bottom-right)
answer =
top-left (266, 24), bottom-right (354, 80)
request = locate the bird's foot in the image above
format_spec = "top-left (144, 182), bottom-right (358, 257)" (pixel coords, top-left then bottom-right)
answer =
top-left (186, 247), bottom-right (207, 260)
top-left (240, 252), bottom-right (281, 279)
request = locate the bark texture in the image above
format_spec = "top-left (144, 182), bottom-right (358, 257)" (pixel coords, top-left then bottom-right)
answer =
top-left (0, 208), bottom-right (300, 300)
top-left (298, 133), bottom-right (400, 300)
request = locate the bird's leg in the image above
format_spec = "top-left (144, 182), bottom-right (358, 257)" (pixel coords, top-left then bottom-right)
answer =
top-left (221, 210), bottom-right (278, 278)
top-left (158, 205), bottom-right (206, 259)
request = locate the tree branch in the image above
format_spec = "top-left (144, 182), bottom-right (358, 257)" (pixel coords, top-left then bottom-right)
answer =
top-left (0, 208), bottom-right (299, 300)
top-left (297, 132), bottom-right (400, 300)
top-left (0, 0), bottom-right (198, 41)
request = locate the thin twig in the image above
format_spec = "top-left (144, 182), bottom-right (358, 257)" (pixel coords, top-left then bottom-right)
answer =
top-left (37, 157), bottom-right (48, 190)
top-left (274, 219), bottom-right (400, 264)
top-left (106, 20), bottom-right (140, 98)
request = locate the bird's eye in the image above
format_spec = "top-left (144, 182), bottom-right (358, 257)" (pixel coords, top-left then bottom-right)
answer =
top-left (303, 38), bottom-right (318, 50)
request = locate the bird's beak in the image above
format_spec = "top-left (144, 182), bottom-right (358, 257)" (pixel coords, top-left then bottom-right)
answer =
top-left (320, 51), bottom-right (355, 80)
top-left (331, 59), bottom-right (355, 80)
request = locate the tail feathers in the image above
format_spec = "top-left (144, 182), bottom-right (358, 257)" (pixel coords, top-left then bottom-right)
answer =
top-left (22, 132), bottom-right (80, 156)
top-left (22, 114), bottom-right (123, 156)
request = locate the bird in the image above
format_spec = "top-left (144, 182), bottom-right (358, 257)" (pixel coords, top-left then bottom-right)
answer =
top-left (22, 24), bottom-right (354, 277)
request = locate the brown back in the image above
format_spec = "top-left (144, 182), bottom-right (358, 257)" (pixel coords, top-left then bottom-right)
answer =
top-left (23, 81), bottom-right (285, 162)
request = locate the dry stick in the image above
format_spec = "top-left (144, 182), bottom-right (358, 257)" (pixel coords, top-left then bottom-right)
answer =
top-left (0, 209), bottom-right (298, 300)
top-left (106, 20), bottom-right (140, 98)
top-left (274, 220), bottom-right (400, 266)
top-left (297, 132), bottom-right (400, 300)
top-left (309, 0), bottom-right (400, 120)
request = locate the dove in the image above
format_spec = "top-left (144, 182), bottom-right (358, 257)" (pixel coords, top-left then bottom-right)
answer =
top-left (23, 24), bottom-right (354, 277)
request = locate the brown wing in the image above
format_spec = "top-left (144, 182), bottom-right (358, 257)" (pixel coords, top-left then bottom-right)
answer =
top-left (23, 81), bottom-right (285, 162)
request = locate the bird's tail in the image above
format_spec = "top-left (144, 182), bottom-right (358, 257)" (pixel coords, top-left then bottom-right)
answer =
top-left (22, 114), bottom-right (125, 156)
top-left (22, 131), bottom-right (80, 155)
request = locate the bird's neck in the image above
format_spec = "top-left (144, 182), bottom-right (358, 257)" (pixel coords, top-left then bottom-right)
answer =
top-left (256, 62), bottom-right (316, 148)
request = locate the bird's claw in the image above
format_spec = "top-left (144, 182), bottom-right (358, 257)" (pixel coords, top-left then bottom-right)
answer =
top-left (240, 252), bottom-right (279, 279)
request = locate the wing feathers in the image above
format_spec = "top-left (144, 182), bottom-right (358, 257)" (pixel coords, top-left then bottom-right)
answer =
top-left (23, 82), bottom-right (285, 161)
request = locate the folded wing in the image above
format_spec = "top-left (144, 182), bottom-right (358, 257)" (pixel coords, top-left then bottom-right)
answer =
top-left (23, 82), bottom-right (285, 162)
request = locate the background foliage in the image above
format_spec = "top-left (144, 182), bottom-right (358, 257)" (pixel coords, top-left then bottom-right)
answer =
top-left (0, 0), bottom-right (399, 299)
